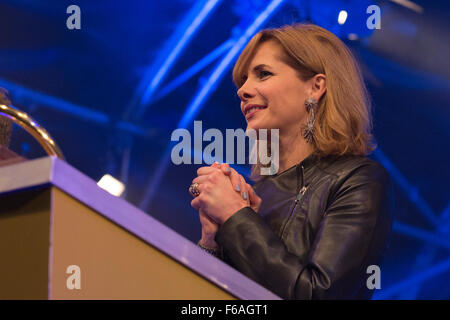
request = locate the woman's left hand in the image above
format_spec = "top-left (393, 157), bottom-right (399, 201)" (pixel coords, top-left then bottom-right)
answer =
top-left (191, 165), bottom-right (250, 224)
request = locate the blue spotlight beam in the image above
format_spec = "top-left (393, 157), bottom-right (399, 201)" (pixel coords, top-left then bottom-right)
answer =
top-left (151, 39), bottom-right (235, 104)
top-left (372, 148), bottom-right (440, 227)
top-left (395, 200), bottom-right (450, 299)
top-left (139, 0), bottom-right (286, 209)
top-left (441, 201), bottom-right (450, 220)
top-left (372, 256), bottom-right (450, 299)
top-left (0, 78), bottom-right (152, 137)
top-left (123, 0), bottom-right (222, 121)
top-left (373, 147), bottom-right (445, 299)
top-left (0, 79), bottom-right (108, 124)
top-left (393, 221), bottom-right (450, 250)
top-left (179, 0), bottom-right (285, 129)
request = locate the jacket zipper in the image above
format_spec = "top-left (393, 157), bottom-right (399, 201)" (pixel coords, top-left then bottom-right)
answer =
top-left (280, 165), bottom-right (308, 238)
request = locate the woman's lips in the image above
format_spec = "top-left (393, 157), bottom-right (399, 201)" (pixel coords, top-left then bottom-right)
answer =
top-left (245, 106), bottom-right (267, 120)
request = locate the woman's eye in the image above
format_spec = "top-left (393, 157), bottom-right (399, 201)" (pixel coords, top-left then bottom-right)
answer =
top-left (259, 70), bottom-right (272, 78)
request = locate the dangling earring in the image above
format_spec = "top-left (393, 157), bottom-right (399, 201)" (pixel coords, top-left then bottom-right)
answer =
top-left (303, 97), bottom-right (318, 144)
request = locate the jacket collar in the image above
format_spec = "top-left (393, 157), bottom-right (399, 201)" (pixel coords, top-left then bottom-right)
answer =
top-left (297, 152), bottom-right (320, 171)
top-left (262, 151), bottom-right (320, 180)
top-left (257, 152), bottom-right (320, 192)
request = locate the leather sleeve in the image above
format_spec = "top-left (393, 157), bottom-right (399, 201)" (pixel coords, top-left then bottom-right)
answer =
top-left (215, 162), bottom-right (392, 299)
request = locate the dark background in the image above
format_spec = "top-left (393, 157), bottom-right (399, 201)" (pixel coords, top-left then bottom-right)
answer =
top-left (0, 0), bottom-right (449, 299)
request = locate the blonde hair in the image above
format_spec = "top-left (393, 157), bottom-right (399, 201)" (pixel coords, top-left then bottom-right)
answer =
top-left (233, 24), bottom-right (375, 178)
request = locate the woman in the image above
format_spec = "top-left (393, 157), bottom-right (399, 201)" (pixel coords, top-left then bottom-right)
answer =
top-left (189, 24), bottom-right (392, 300)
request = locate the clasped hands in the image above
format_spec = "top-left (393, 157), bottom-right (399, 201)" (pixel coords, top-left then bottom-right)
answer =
top-left (190, 162), bottom-right (261, 248)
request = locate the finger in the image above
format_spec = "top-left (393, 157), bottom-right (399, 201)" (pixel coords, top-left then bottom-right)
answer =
top-left (198, 203), bottom-right (221, 225)
top-left (239, 174), bottom-right (250, 204)
top-left (192, 175), bottom-right (210, 185)
top-left (191, 197), bottom-right (201, 211)
top-left (225, 166), bottom-right (244, 194)
top-left (199, 209), bottom-right (217, 225)
top-left (218, 163), bottom-right (232, 176)
top-left (247, 183), bottom-right (261, 206)
top-left (211, 162), bottom-right (220, 169)
top-left (247, 183), bottom-right (257, 203)
top-left (197, 166), bottom-right (221, 176)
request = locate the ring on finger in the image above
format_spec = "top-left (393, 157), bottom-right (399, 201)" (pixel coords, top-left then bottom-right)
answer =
top-left (189, 182), bottom-right (200, 197)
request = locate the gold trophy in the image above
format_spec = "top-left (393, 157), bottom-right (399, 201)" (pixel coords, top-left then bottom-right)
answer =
top-left (0, 103), bottom-right (64, 160)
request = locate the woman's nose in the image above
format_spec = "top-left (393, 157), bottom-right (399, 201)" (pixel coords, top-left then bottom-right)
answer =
top-left (237, 83), bottom-right (255, 101)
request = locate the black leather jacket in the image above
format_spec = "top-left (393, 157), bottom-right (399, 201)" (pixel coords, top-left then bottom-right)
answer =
top-left (215, 153), bottom-right (392, 300)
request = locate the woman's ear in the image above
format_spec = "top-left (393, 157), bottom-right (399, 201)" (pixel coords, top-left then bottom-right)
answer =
top-left (310, 74), bottom-right (326, 101)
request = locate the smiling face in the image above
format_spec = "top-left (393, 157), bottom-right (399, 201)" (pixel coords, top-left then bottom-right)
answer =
top-left (237, 40), bottom-right (312, 135)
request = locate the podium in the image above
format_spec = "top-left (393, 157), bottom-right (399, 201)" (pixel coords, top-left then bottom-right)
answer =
top-left (0, 157), bottom-right (280, 300)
